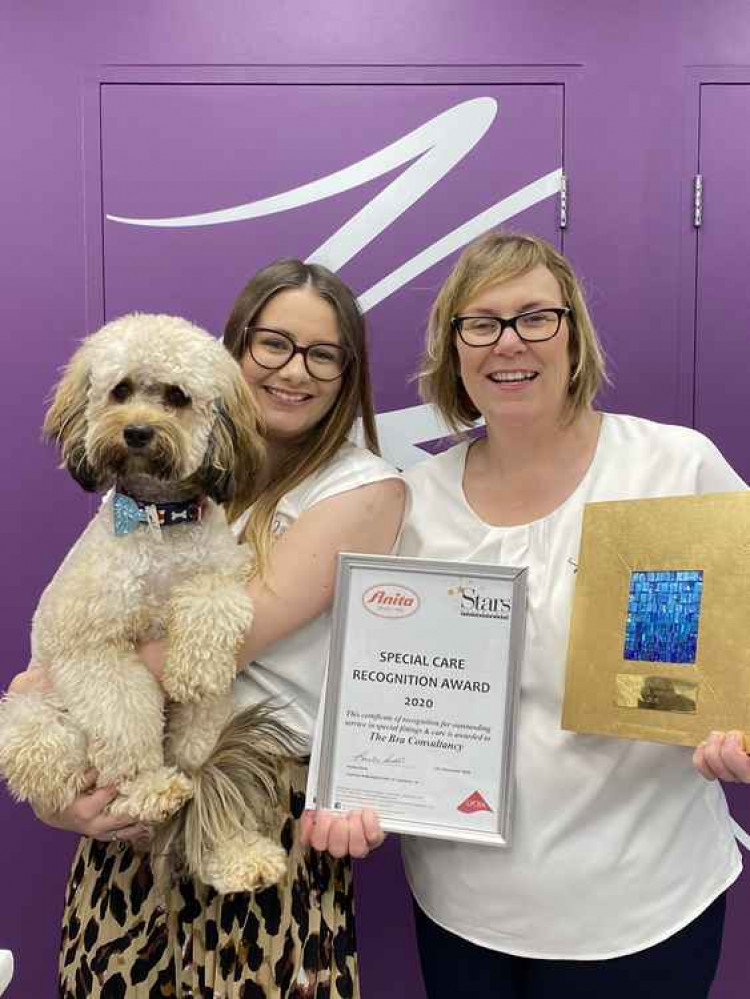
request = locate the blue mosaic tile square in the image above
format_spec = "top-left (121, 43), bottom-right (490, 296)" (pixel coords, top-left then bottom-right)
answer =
top-left (623, 570), bottom-right (703, 664)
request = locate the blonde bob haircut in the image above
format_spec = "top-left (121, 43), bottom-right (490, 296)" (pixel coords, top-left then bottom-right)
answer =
top-left (419, 231), bottom-right (607, 431)
top-left (224, 258), bottom-right (380, 576)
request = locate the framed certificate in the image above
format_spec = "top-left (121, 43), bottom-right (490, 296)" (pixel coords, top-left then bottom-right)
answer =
top-left (310, 554), bottom-right (527, 846)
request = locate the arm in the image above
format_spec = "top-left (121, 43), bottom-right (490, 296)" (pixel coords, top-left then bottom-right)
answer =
top-left (249, 477), bottom-right (402, 858)
top-left (239, 476), bottom-right (405, 663)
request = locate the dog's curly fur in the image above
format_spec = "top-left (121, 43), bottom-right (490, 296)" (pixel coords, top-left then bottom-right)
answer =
top-left (0, 314), bottom-right (302, 893)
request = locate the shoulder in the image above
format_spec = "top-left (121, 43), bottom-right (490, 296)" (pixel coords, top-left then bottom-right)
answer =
top-left (401, 441), bottom-right (470, 536)
top-left (230, 445), bottom-right (401, 537)
top-left (604, 413), bottom-right (722, 457)
top-left (324, 441), bottom-right (399, 479)
top-left (292, 442), bottom-right (401, 512)
top-left (405, 440), bottom-right (469, 493)
top-left (601, 413), bottom-right (745, 491)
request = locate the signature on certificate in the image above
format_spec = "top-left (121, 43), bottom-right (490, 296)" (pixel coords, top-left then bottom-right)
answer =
top-left (349, 751), bottom-right (408, 767)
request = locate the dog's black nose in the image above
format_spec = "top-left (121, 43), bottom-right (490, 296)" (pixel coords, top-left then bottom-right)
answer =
top-left (123, 425), bottom-right (155, 448)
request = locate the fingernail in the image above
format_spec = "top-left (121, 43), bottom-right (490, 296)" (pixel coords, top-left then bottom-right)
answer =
top-left (709, 731), bottom-right (724, 744)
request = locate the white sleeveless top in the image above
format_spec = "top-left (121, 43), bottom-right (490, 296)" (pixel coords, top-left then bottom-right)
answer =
top-left (399, 414), bottom-right (744, 959)
top-left (233, 443), bottom-right (400, 746)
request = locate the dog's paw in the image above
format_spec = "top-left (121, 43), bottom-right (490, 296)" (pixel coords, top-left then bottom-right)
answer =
top-left (200, 832), bottom-right (288, 894)
top-left (112, 767), bottom-right (194, 823)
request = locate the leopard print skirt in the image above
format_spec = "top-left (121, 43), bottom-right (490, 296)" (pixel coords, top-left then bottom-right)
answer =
top-left (58, 761), bottom-right (359, 998)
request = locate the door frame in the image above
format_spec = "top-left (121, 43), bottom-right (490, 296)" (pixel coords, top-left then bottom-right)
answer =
top-left (81, 62), bottom-right (582, 331)
top-left (679, 66), bottom-right (750, 426)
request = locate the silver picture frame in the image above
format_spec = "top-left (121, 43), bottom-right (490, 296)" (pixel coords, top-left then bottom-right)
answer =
top-left (309, 553), bottom-right (527, 846)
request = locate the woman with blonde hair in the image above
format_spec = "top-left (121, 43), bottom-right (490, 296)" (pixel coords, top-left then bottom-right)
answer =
top-left (14, 259), bottom-right (404, 997)
top-left (399, 231), bottom-right (749, 998)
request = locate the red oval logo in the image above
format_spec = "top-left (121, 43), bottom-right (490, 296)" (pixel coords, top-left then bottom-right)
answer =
top-left (362, 583), bottom-right (420, 618)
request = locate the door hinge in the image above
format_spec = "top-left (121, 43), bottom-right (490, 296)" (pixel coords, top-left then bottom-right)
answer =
top-left (693, 174), bottom-right (703, 228)
top-left (559, 171), bottom-right (568, 229)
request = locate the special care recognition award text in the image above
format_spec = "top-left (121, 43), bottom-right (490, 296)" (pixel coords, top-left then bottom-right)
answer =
top-left (313, 554), bottom-right (527, 846)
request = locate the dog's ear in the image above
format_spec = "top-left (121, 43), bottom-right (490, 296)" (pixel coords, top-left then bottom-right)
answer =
top-left (42, 343), bottom-right (99, 492)
top-left (199, 364), bottom-right (265, 505)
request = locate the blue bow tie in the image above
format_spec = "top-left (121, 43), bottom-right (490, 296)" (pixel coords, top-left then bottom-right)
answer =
top-left (112, 492), bottom-right (204, 536)
top-left (113, 492), bottom-right (150, 536)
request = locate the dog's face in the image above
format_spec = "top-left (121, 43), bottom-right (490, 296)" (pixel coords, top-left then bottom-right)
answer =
top-left (43, 314), bottom-right (264, 502)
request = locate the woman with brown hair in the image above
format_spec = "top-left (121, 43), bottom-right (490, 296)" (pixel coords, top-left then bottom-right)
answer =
top-left (398, 231), bottom-right (749, 998)
top-left (15, 259), bottom-right (404, 997)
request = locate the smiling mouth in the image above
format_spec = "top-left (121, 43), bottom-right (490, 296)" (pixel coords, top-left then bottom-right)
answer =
top-left (488, 371), bottom-right (539, 383)
top-left (264, 385), bottom-right (313, 405)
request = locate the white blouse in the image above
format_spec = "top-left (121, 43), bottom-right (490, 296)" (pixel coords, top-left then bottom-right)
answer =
top-left (233, 443), bottom-right (400, 745)
top-left (399, 413), bottom-right (745, 959)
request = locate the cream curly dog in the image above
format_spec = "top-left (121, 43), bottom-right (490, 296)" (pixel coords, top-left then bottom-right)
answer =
top-left (0, 314), bottom-right (299, 892)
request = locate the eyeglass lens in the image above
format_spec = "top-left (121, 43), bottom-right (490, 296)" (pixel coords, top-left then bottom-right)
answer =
top-left (458, 309), bottom-right (566, 345)
top-left (248, 328), bottom-right (347, 380)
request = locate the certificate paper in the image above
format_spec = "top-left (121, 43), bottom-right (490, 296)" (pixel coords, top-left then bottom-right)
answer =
top-left (310, 554), bottom-right (527, 846)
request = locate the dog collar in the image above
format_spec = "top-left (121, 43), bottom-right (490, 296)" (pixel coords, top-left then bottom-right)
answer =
top-left (113, 492), bottom-right (205, 536)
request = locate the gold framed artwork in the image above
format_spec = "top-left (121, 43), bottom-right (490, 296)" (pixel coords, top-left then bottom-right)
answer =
top-left (562, 491), bottom-right (750, 748)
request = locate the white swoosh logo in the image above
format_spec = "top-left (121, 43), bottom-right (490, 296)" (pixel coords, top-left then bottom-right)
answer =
top-left (108, 97), bottom-right (560, 468)
top-left (107, 96), bottom-right (499, 244)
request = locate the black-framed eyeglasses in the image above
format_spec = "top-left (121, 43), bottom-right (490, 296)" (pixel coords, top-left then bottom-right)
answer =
top-left (244, 326), bottom-right (350, 382)
top-left (451, 307), bottom-right (571, 347)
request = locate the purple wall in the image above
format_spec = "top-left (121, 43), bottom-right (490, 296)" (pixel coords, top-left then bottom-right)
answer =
top-left (3, 3), bottom-right (750, 996)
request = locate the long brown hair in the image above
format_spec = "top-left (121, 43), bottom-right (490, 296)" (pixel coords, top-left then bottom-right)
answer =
top-left (224, 259), bottom-right (380, 574)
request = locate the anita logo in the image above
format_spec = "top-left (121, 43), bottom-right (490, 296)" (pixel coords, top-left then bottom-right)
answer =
top-left (363, 584), bottom-right (420, 618)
